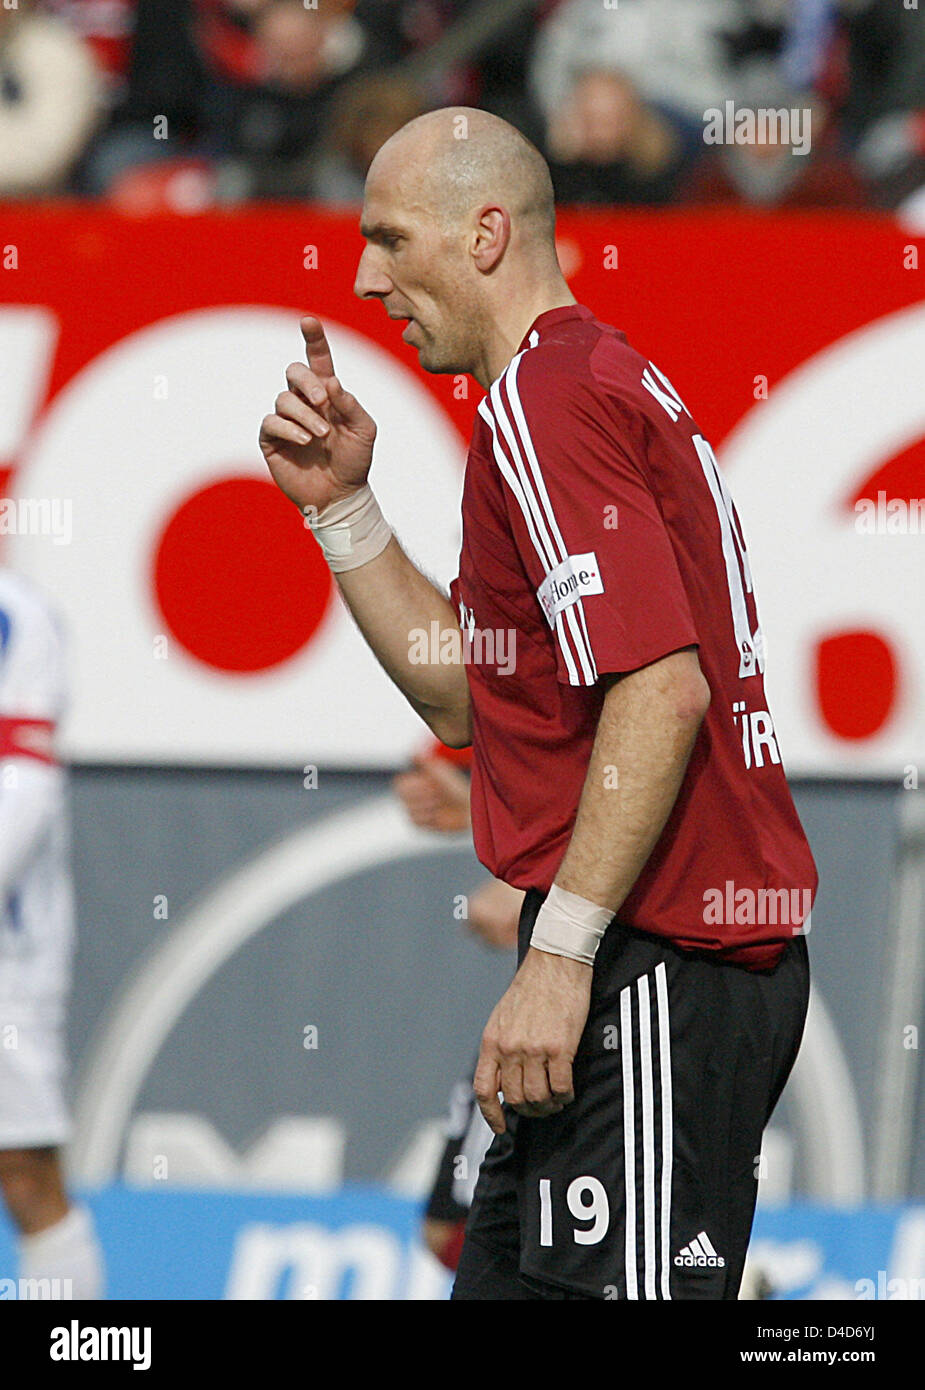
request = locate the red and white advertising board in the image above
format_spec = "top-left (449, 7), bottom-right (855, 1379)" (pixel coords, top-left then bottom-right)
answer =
top-left (1, 207), bottom-right (922, 773)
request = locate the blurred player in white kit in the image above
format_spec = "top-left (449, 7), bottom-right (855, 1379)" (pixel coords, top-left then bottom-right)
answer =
top-left (0, 568), bottom-right (104, 1298)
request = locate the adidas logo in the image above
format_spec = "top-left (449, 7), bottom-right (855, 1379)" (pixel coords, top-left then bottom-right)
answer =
top-left (674, 1231), bottom-right (726, 1269)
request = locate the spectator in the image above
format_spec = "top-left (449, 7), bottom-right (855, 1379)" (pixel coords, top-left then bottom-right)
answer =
top-left (309, 72), bottom-right (425, 205)
top-left (854, 108), bottom-right (925, 213)
top-left (73, 0), bottom-right (204, 196)
top-left (203, 0), bottom-right (389, 200)
top-left (842, 0), bottom-right (925, 211)
top-left (778, 0), bottom-right (839, 94)
top-left (679, 61), bottom-right (869, 209)
top-left (841, 0), bottom-right (925, 143)
top-left (193, 0), bottom-right (270, 87)
top-left (529, 0), bottom-right (742, 131)
top-left (84, 0), bottom-right (383, 203)
top-left (355, 0), bottom-right (561, 134)
top-left (543, 68), bottom-right (699, 206)
top-left (39, 0), bottom-right (137, 102)
top-left (0, 0), bottom-right (103, 197)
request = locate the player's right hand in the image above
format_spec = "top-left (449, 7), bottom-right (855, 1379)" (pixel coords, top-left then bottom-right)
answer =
top-left (260, 316), bottom-right (377, 516)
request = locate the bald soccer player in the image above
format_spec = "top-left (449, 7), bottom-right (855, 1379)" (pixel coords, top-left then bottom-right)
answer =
top-left (259, 108), bottom-right (817, 1301)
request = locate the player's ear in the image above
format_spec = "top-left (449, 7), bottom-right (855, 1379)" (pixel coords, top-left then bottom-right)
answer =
top-left (472, 207), bottom-right (509, 273)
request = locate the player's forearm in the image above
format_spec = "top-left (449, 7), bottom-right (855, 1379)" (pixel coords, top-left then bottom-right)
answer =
top-left (334, 535), bottom-right (471, 746)
top-left (553, 649), bottom-right (710, 915)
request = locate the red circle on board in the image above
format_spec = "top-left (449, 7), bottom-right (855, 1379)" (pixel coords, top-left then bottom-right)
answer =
top-left (153, 475), bottom-right (334, 672)
top-left (814, 629), bottom-right (898, 741)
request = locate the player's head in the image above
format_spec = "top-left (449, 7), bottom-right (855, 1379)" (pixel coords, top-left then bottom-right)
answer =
top-left (354, 107), bottom-right (562, 376)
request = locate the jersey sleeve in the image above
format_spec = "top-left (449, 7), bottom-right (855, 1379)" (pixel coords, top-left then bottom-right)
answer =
top-left (480, 349), bottom-right (698, 686)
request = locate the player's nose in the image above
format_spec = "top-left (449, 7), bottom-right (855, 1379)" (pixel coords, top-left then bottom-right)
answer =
top-left (354, 247), bottom-right (392, 301)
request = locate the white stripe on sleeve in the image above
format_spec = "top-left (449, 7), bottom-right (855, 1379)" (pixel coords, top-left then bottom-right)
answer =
top-left (484, 364), bottom-right (597, 683)
top-left (478, 395), bottom-right (581, 684)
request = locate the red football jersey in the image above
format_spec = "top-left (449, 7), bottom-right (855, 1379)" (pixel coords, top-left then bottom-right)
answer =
top-left (448, 304), bottom-right (818, 968)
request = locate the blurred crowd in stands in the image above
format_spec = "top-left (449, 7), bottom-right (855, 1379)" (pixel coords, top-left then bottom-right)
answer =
top-left (0, 0), bottom-right (923, 218)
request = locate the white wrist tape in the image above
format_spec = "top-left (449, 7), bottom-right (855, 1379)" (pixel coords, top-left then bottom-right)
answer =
top-left (305, 484), bottom-right (392, 572)
top-left (530, 883), bottom-right (615, 965)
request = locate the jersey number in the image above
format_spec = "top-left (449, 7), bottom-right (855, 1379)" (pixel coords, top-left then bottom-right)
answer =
top-left (539, 1176), bottom-right (610, 1247)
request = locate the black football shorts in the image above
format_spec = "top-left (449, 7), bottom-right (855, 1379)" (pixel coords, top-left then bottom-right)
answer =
top-left (452, 887), bottom-right (810, 1300)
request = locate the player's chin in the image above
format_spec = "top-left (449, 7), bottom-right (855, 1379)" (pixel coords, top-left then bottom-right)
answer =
top-left (421, 354), bottom-right (465, 377)
top-left (415, 344), bottom-right (444, 372)
top-left (413, 337), bottom-right (459, 375)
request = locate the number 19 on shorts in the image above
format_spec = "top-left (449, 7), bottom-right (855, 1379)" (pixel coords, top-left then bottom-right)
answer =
top-left (539, 1176), bottom-right (610, 1246)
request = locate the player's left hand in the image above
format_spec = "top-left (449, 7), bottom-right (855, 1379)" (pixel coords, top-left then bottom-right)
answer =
top-left (392, 755), bottom-right (470, 833)
top-left (473, 948), bottom-right (592, 1134)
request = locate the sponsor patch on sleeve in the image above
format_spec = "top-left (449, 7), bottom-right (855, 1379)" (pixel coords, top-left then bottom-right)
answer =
top-left (536, 552), bottom-right (604, 628)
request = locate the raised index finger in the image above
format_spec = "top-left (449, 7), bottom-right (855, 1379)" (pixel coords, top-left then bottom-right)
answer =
top-left (300, 315), bottom-right (336, 380)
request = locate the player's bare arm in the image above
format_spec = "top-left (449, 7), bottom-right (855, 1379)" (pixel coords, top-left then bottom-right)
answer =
top-left (554, 647), bottom-right (711, 907)
top-left (474, 647), bottom-right (710, 1134)
top-left (260, 316), bottom-right (471, 747)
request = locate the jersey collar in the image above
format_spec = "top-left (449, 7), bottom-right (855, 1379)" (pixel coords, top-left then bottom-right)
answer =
top-left (517, 303), bottom-right (594, 353)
